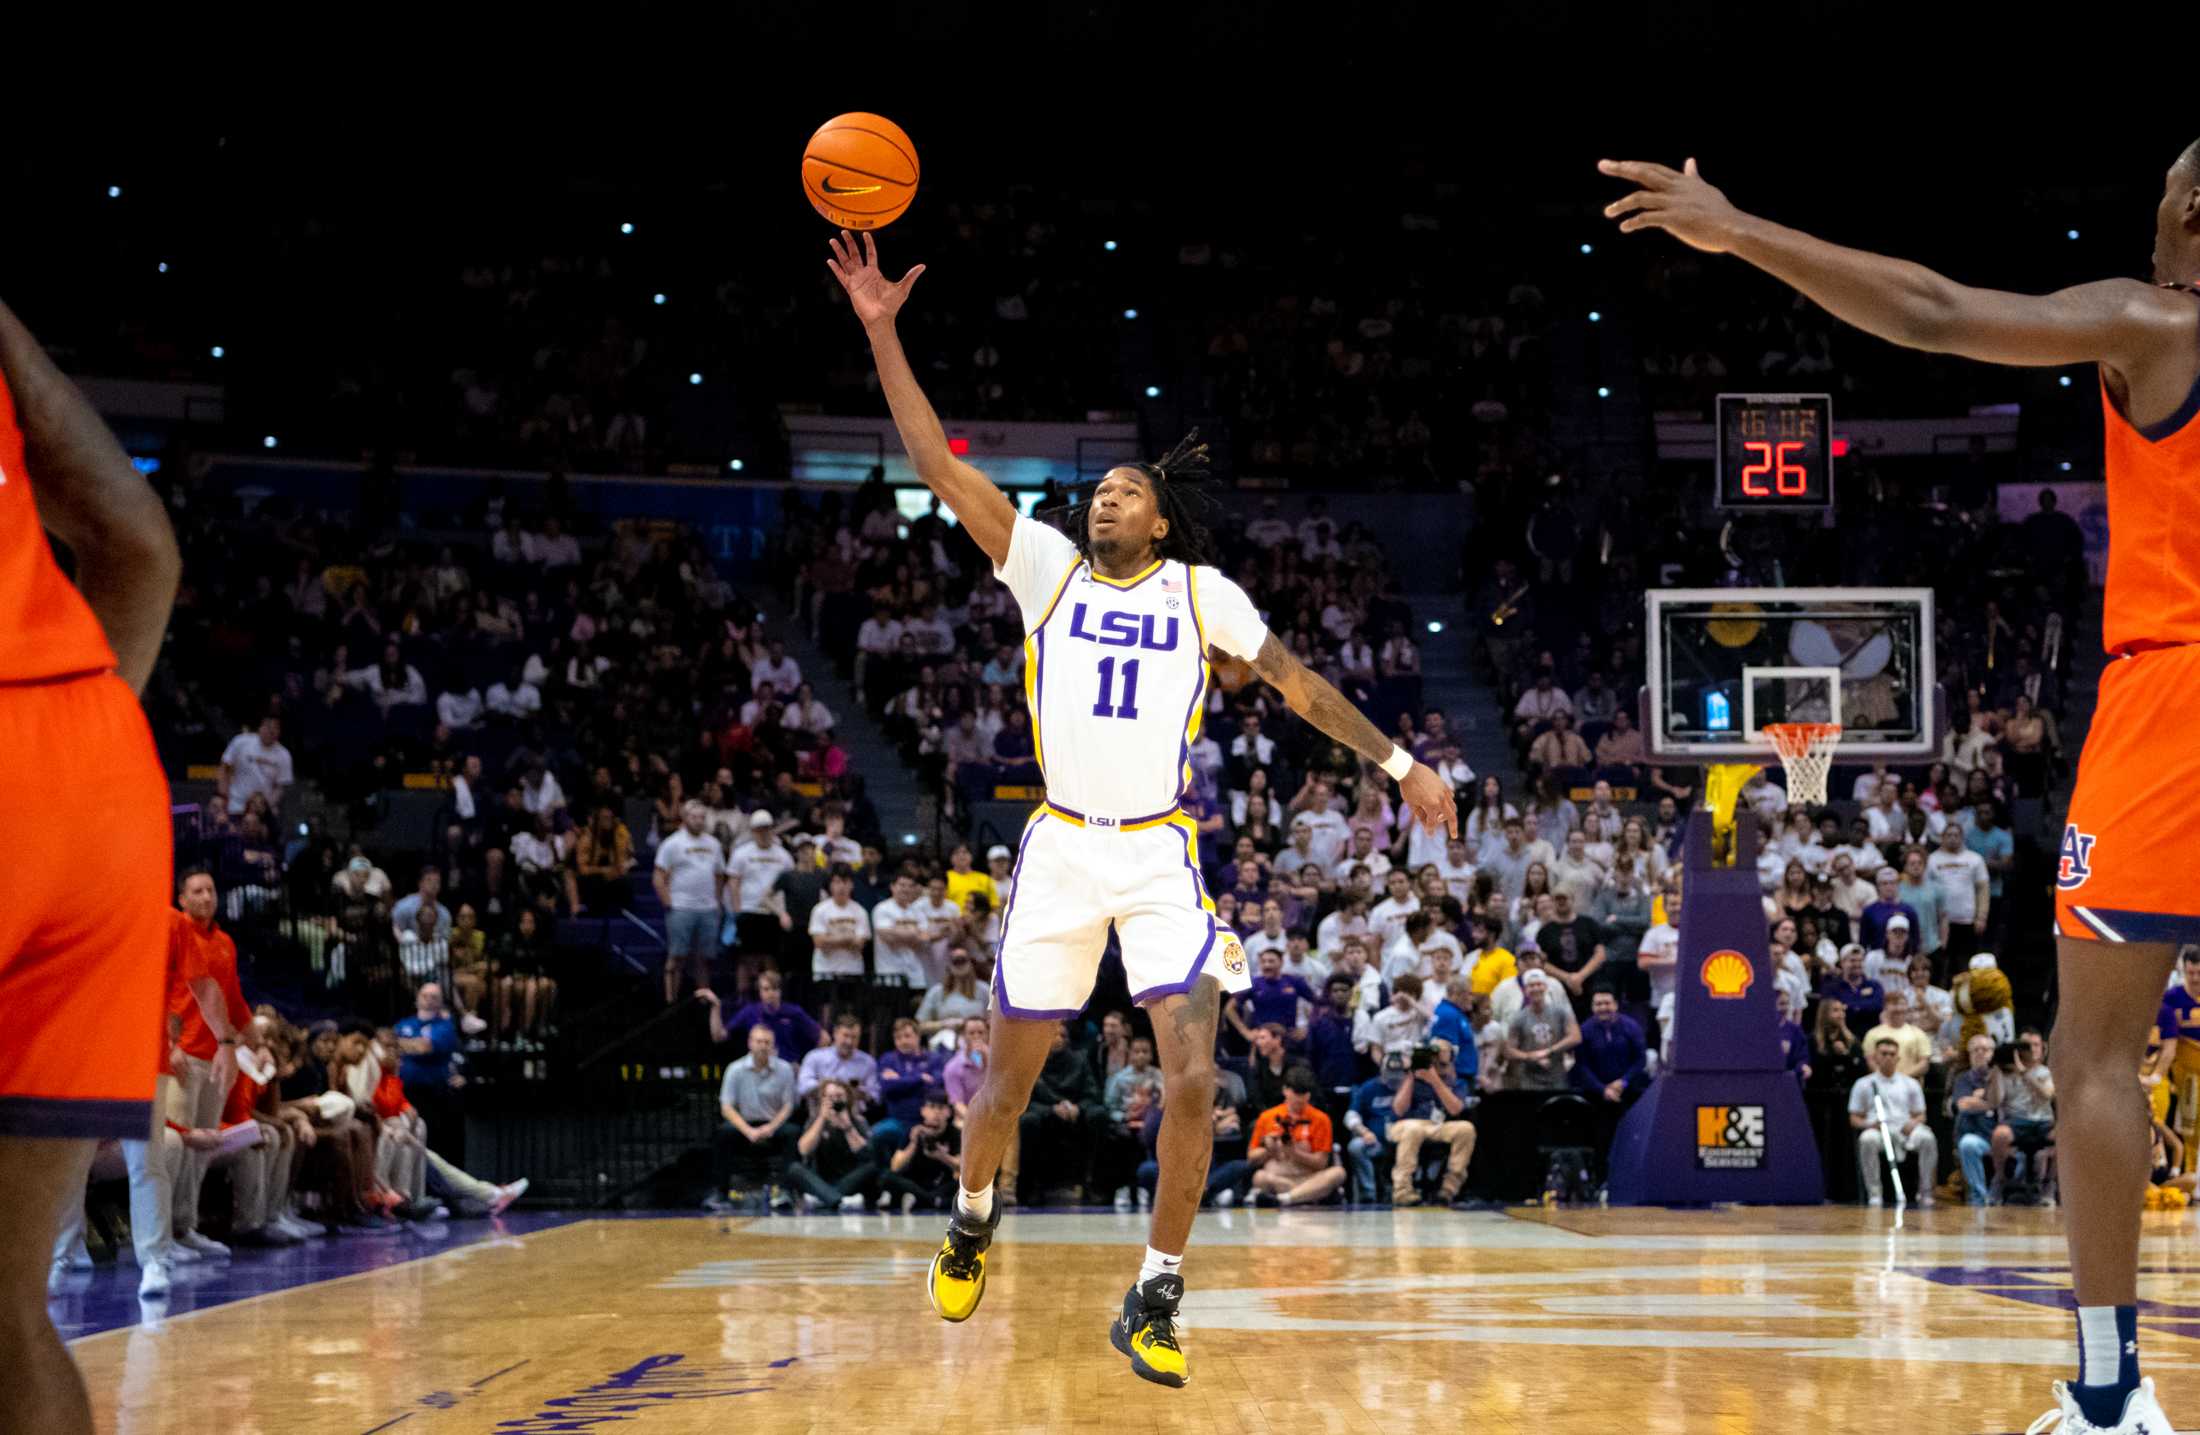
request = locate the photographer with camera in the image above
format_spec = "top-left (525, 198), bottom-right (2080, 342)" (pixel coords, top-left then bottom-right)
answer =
top-left (1949, 1034), bottom-right (2016, 1206)
top-left (1244, 1066), bottom-right (1346, 1208)
top-left (881, 1091), bottom-right (961, 1213)
top-left (786, 1078), bottom-right (879, 1212)
top-left (1387, 1038), bottom-right (1476, 1207)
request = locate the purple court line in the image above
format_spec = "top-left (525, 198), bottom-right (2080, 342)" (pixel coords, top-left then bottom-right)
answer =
top-left (357, 1416), bottom-right (415, 1435)
top-left (471, 1358), bottom-right (532, 1388)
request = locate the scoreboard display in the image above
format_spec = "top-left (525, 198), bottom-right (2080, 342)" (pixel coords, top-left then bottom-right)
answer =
top-left (1714, 393), bottom-right (1834, 510)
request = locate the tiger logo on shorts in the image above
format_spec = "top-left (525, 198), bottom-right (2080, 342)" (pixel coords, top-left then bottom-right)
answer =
top-left (1220, 934), bottom-right (1247, 977)
top-left (2057, 824), bottom-right (2097, 891)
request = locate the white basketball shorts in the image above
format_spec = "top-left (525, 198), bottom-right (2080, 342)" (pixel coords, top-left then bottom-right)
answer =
top-left (990, 802), bottom-right (1252, 1018)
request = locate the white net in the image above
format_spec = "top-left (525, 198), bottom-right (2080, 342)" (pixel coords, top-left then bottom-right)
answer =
top-left (1766, 724), bottom-right (1841, 807)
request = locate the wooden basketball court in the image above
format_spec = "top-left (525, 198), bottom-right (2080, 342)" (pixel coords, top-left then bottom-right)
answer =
top-left (53, 1206), bottom-right (2200, 1433)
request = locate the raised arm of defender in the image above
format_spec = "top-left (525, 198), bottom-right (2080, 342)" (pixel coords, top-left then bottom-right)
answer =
top-left (1599, 158), bottom-right (2200, 395)
top-left (827, 230), bottom-right (1017, 567)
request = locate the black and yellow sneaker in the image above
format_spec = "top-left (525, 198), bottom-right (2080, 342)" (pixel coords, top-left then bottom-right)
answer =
top-left (1109, 1274), bottom-right (1190, 1388)
top-left (926, 1195), bottom-right (1001, 1322)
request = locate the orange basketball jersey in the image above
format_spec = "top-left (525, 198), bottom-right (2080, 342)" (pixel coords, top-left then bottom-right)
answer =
top-left (2099, 286), bottom-right (2200, 655)
top-left (0, 369), bottom-right (119, 681)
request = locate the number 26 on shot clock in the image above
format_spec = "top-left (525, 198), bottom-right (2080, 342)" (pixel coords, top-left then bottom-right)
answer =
top-left (1715, 393), bottom-right (1833, 511)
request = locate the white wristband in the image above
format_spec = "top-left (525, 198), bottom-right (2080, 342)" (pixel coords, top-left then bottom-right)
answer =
top-left (1379, 745), bottom-right (1414, 782)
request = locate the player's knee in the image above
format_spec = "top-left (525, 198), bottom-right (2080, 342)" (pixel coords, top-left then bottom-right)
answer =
top-left (1163, 1062), bottom-right (1217, 1114)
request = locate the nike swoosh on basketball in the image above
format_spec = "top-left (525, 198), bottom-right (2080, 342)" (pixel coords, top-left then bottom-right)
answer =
top-left (820, 175), bottom-right (884, 196)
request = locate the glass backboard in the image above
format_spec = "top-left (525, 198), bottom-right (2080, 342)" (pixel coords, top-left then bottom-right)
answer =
top-left (1643, 587), bottom-right (1937, 761)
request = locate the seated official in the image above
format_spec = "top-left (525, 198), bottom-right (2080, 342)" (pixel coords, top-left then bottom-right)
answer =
top-left (711, 1026), bottom-right (798, 1211)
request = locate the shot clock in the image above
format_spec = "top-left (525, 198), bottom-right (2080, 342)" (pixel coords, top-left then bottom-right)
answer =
top-left (1714, 393), bottom-right (1834, 510)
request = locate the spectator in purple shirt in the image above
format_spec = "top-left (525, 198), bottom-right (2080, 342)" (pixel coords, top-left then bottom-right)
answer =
top-left (1571, 989), bottom-right (1649, 1104)
top-left (1775, 987), bottom-right (1811, 1082)
top-left (942, 1015), bottom-right (989, 1123)
top-left (872, 1016), bottom-right (947, 1153)
top-left (1303, 976), bottom-right (1365, 1110)
top-left (1229, 948), bottom-right (1318, 1047)
top-left (1226, 857), bottom-right (1270, 913)
top-left (796, 1013), bottom-right (881, 1106)
top-left (1820, 948), bottom-right (1888, 1039)
top-left (700, 971), bottom-right (822, 1062)
top-left (1856, 867), bottom-right (1923, 956)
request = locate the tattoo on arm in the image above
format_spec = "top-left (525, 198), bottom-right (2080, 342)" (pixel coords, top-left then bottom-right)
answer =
top-left (1249, 633), bottom-right (1393, 764)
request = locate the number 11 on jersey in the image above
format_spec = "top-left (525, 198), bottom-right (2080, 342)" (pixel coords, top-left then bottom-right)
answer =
top-left (1092, 656), bottom-right (1141, 719)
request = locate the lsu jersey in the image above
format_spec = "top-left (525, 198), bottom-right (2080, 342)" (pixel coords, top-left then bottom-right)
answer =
top-left (994, 514), bottom-right (1269, 821)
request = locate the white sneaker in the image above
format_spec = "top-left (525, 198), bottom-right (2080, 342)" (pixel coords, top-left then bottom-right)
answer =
top-left (460, 1013), bottom-right (489, 1035)
top-left (1866, 1196), bottom-right (1884, 1208)
top-left (137, 1260), bottom-right (173, 1301)
top-left (1214, 1189), bottom-right (1237, 1209)
top-left (900, 1192), bottom-right (918, 1215)
top-left (490, 1180), bottom-right (528, 1217)
top-left (2027, 1377), bottom-right (2177, 1433)
top-left (276, 1214), bottom-right (324, 1240)
top-left (839, 1194), bottom-right (867, 1212)
top-left (1113, 1186), bottom-right (1134, 1213)
top-left (1137, 1189), bottom-right (1152, 1212)
top-left (800, 1193), bottom-right (822, 1212)
top-left (177, 1231), bottom-right (230, 1259)
top-left (1917, 1193), bottom-right (1936, 1210)
top-left (166, 1242), bottom-right (203, 1265)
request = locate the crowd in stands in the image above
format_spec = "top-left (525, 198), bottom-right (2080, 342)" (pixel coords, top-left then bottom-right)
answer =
top-left (51, 871), bottom-right (526, 1301)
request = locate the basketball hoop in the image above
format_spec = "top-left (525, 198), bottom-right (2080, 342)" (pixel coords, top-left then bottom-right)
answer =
top-left (1764, 722), bottom-right (1842, 807)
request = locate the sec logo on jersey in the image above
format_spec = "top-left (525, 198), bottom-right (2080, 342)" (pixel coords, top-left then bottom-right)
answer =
top-left (2057, 824), bottom-right (2097, 891)
top-left (1221, 934), bottom-right (1247, 977)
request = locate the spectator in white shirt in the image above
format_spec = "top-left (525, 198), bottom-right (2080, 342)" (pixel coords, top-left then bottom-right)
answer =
top-left (219, 716), bottom-right (294, 817)
top-left (809, 867), bottom-right (873, 981)
top-left (870, 871), bottom-right (933, 989)
top-left (485, 669), bottom-right (542, 719)
top-left (1926, 822), bottom-right (1992, 965)
top-left (1368, 871), bottom-right (1421, 952)
top-left (1512, 672), bottom-right (1572, 739)
top-left (901, 603), bottom-right (954, 656)
top-left (519, 762), bottom-right (566, 817)
top-left (1245, 497), bottom-right (1294, 550)
top-left (436, 686), bottom-right (485, 730)
top-left (1231, 713), bottom-right (1277, 772)
top-left (1332, 827), bottom-right (1393, 887)
top-left (1290, 782), bottom-right (1351, 870)
top-left (1244, 902), bottom-right (1291, 963)
top-left (1279, 929), bottom-right (1330, 990)
top-left (655, 801), bottom-right (728, 1002)
top-left (728, 812), bottom-right (797, 951)
top-left (1849, 1038), bottom-right (1938, 1207)
top-left (740, 681), bottom-right (786, 732)
top-left (782, 683), bottom-right (837, 736)
top-left (809, 804), bottom-right (863, 869)
top-left (1317, 899), bottom-right (1374, 970)
top-left (390, 866), bottom-right (453, 945)
top-left (1863, 784), bottom-right (1906, 845)
top-left (344, 644), bottom-right (428, 710)
top-left (1364, 974), bottom-right (1434, 1060)
top-left (749, 640), bottom-right (803, 696)
top-left (525, 516), bottom-right (582, 569)
top-left (854, 604), bottom-right (904, 703)
top-left (1549, 829), bottom-right (1610, 911)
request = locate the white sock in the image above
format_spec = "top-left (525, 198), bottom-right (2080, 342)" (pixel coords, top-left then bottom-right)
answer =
top-left (958, 1182), bottom-right (994, 1222)
top-left (1138, 1245), bottom-right (1184, 1287)
top-left (2079, 1305), bottom-right (2121, 1386)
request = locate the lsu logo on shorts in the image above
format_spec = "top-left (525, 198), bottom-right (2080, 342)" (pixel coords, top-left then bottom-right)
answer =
top-left (2057, 824), bottom-right (2097, 891)
top-left (1220, 934), bottom-right (1247, 978)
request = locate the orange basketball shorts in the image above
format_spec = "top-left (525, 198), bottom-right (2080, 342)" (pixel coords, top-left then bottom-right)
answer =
top-left (0, 673), bottom-right (172, 1138)
top-left (2056, 643), bottom-right (2200, 945)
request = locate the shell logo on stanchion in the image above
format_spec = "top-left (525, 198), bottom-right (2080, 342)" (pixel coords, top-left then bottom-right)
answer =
top-left (1699, 949), bottom-right (1754, 999)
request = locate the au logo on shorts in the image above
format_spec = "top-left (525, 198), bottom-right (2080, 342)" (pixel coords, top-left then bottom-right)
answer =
top-left (1695, 1104), bottom-right (1766, 1169)
top-left (2057, 824), bottom-right (2097, 891)
top-left (1699, 949), bottom-right (1754, 999)
top-left (1220, 934), bottom-right (1247, 977)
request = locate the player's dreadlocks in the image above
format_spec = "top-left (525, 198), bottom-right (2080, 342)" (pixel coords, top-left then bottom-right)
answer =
top-left (1048, 429), bottom-right (1221, 568)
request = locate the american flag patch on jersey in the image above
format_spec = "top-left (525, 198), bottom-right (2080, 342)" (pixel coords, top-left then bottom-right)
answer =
top-left (1161, 577), bottom-right (1182, 592)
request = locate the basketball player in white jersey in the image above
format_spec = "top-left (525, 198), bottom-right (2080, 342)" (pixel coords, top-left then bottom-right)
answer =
top-left (829, 230), bottom-right (1456, 1387)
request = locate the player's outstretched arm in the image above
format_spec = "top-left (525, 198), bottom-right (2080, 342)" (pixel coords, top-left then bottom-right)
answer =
top-left (1248, 632), bottom-right (1457, 837)
top-left (1599, 158), bottom-right (2195, 375)
top-left (0, 299), bottom-right (180, 693)
top-left (825, 229), bottom-right (1017, 568)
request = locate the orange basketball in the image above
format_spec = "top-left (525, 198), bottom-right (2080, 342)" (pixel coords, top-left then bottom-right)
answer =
top-left (801, 112), bottom-right (919, 230)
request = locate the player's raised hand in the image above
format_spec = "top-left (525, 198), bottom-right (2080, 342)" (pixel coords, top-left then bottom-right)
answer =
top-left (1598, 157), bottom-right (1745, 255)
top-left (1398, 762), bottom-right (1459, 839)
top-left (826, 229), bottom-right (926, 327)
